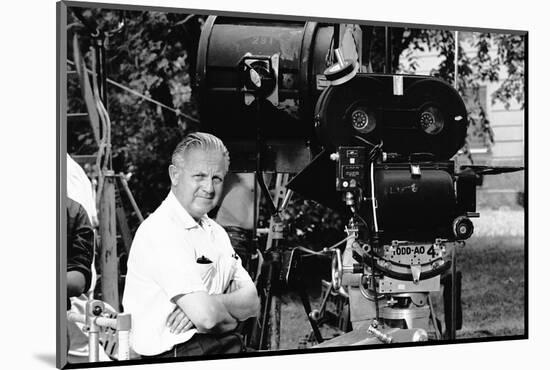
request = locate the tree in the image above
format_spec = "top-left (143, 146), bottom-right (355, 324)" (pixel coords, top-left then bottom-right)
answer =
top-left (67, 7), bottom-right (204, 223)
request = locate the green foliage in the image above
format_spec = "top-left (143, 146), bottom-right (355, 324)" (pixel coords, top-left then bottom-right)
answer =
top-left (67, 8), bottom-right (204, 224)
top-left (492, 34), bottom-right (525, 108)
top-left (280, 194), bottom-right (346, 249)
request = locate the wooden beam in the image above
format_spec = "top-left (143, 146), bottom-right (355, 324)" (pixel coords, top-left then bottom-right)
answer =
top-left (99, 177), bottom-right (119, 310)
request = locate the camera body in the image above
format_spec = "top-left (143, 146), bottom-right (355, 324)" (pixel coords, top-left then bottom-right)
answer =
top-left (289, 73), bottom-right (477, 242)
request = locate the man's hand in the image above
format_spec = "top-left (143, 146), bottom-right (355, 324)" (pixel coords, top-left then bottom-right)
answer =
top-left (67, 270), bottom-right (87, 299)
top-left (166, 306), bottom-right (194, 334)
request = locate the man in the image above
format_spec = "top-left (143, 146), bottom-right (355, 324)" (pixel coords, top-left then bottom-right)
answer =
top-left (123, 132), bottom-right (260, 358)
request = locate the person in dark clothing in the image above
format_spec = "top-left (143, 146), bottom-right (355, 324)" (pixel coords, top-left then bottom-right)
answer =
top-left (66, 197), bottom-right (94, 309)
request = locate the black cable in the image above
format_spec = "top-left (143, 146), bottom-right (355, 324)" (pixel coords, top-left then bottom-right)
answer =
top-left (368, 142), bottom-right (384, 162)
top-left (354, 212), bottom-right (370, 230)
top-left (353, 134), bottom-right (377, 148)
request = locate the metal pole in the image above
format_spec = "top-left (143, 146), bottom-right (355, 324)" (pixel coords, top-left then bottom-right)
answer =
top-left (299, 283), bottom-right (324, 343)
top-left (253, 94), bottom-right (261, 251)
top-left (88, 331), bottom-right (99, 362)
top-left (454, 31), bottom-right (459, 89)
top-left (86, 300), bottom-right (104, 362)
top-left (116, 313), bottom-right (132, 360)
top-left (270, 293), bottom-right (281, 350)
top-left (92, 36), bottom-right (103, 140)
top-left (428, 294), bottom-right (441, 340)
top-left (333, 23), bottom-right (340, 50)
top-left (450, 244), bottom-right (457, 340)
top-left (260, 255), bottom-right (275, 349)
top-left (118, 174), bottom-right (144, 223)
top-left (68, 306), bottom-right (131, 362)
top-left (384, 27), bottom-right (391, 74)
top-left (99, 36), bottom-right (108, 111)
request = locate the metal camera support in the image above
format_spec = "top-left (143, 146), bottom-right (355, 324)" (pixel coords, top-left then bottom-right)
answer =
top-left (319, 143), bottom-right (470, 343)
top-left (256, 173), bottom-right (293, 350)
top-left (322, 222), bottom-right (424, 343)
top-left (67, 299), bottom-right (132, 362)
top-left (327, 212), bottom-right (467, 342)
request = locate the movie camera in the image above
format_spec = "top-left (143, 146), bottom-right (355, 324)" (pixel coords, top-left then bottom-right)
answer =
top-left (295, 72), bottom-right (474, 342)
top-left (196, 16), bottom-right (519, 345)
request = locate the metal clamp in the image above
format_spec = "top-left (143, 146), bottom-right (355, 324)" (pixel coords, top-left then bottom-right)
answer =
top-left (67, 299), bottom-right (132, 362)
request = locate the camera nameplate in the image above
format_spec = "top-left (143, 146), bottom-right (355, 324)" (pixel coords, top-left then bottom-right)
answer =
top-left (384, 242), bottom-right (444, 266)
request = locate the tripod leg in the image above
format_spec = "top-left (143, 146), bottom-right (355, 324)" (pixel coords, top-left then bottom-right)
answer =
top-left (270, 296), bottom-right (281, 350)
top-left (428, 294), bottom-right (442, 340)
top-left (451, 246), bottom-right (456, 340)
top-left (442, 270), bottom-right (462, 339)
top-left (298, 282), bottom-right (324, 344)
top-left (118, 175), bottom-right (144, 223)
top-left (259, 258), bottom-right (275, 350)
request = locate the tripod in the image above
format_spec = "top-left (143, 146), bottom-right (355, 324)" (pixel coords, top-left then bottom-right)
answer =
top-left (247, 173), bottom-right (292, 350)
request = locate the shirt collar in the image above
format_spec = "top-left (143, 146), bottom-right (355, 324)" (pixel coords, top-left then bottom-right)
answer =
top-left (165, 190), bottom-right (212, 229)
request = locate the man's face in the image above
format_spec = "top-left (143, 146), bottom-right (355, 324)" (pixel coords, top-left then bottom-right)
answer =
top-left (169, 148), bottom-right (227, 221)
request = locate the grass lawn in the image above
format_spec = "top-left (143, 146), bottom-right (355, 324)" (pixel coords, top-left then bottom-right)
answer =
top-left (453, 235), bottom-right (525, 338)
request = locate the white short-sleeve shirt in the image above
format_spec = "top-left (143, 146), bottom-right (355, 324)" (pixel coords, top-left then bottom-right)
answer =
top-left (122, 191), bottom-right (253, 356)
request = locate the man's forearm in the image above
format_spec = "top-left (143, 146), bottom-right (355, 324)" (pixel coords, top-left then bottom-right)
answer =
top-left (198, 298), bottom-right (238, 334)
top-left (173, 292), bottom-right (238, 334)
top-left (214, 284), bottom-right (260, 321)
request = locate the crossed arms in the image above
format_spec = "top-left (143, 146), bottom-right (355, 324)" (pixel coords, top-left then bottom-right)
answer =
top-left (168, 277), bottom-right (260, 334)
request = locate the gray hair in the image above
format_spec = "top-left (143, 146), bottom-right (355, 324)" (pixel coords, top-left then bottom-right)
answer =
top-left (171, 132), bottom-right (230, 171)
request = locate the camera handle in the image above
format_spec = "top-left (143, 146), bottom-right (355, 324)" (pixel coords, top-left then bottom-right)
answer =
top-left (324, 23), bottom-right (359, 86)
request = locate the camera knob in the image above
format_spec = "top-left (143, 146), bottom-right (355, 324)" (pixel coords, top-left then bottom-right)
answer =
top-left (452, 216), bottom-right (474, 240)
top-left (92, 305), bottom-right (103, 316)
top-left (330, 153), bottom-right (340, 161)
top-left (309, 310), bottom-right (321, 321)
